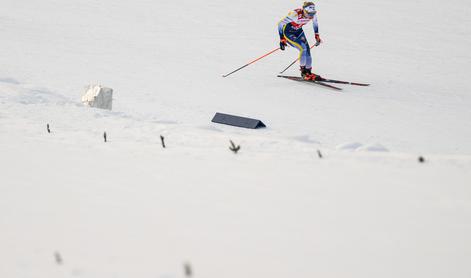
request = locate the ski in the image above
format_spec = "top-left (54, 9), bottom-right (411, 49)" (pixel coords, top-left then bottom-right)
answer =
top-left (317, 77), bottom-right (370, 86)
top-left (277, 75), bottom-right (343, 91)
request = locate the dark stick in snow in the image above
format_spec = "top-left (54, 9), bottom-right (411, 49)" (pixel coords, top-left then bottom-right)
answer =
top-left (160, 135), bottom-right (166, 148)
top-left (229, 140), bottom-right (241, 154)
top-left (54, 251), bottom-right (63, 265)
top-left (184, 262), bottom-right (192, 278)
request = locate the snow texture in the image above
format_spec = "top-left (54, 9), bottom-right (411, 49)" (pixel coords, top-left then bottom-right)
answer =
top-left (1, 0), bottom-right (471, 278)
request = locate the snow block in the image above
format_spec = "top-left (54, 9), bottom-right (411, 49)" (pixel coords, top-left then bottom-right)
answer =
top-left (81, 85), bottom-right (113, 110)
top-left (212, 113), bottom-right (266, 129)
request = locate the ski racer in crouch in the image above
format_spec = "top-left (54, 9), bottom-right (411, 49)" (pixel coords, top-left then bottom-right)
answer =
top-left (278, 2), bottom-right (322, 80)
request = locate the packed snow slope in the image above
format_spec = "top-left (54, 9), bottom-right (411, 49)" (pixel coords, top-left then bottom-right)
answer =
top-left (1, 0), bottom-right (471, 278)
top-left (1, 0), bottom-right (471, 154)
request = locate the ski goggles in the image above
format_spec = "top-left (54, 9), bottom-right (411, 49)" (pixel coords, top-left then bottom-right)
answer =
top-left (304, 5), bottom-right (316, 17)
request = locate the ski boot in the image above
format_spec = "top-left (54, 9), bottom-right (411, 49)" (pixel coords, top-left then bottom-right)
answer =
top-left (300, 66), bottom-right (322, 81)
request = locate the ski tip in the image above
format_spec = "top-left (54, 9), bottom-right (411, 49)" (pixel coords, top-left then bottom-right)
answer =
top-left (323, 83), bottom-right (343, 91)
top-left (349, 82), bottom-right (370, 86)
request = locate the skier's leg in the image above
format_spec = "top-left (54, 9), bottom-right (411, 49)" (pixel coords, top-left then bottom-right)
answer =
top-left (297, 33), bottom-right (311, 70)
top-left (295, 33), bottom-right (319, 80)
top-left (283, 26), bottom-right (305, 66)
top-left (304, 44), bottom-right (312, 69)
top-left (299, 42), bottom-right (310, 68)
top-left (302, 43), bottom-right (322, 80)
top-left (292, 33), bottom-right (312, 78)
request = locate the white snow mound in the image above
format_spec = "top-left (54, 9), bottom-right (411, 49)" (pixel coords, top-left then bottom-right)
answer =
top-left (81, 85), bottom-right (113, 110)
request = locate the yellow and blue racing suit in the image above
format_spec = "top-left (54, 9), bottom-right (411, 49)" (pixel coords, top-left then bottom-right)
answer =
top-left (278, 8), bottom-right (319, 69)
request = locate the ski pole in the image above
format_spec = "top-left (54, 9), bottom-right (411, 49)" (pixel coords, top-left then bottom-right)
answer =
top-left (279, 58), bottom-right (299, 74)
top-left (222, 47), bottom-right (280, 78)
top-left (279, 44), bottom-right (316, 74)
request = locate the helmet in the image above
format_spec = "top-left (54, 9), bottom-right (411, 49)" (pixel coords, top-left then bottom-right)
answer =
top-left (303, 2), bottom-right (316, 17)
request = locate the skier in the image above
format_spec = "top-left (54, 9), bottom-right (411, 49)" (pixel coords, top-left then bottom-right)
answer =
top-left (278, 2), bottom-right (322, 80)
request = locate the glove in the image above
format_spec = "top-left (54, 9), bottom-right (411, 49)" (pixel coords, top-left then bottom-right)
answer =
top-left (314, 33), bottom-right (322, 46)
top-left (280, 38), bottom-right (287, 50)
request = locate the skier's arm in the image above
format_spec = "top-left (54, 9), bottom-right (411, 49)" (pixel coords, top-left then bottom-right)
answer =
top-left (277, 22), bottom-right (285, 39)
top-left (312, 14), bottom-right (322, 46)
top-left (278, 11), bottom-right (297, 39)
top-left (312, 14), bottom-right (319, 34)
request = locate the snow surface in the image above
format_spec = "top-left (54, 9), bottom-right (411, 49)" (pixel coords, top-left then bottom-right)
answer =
top-left (1, 0), bottom-right (471, 277)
